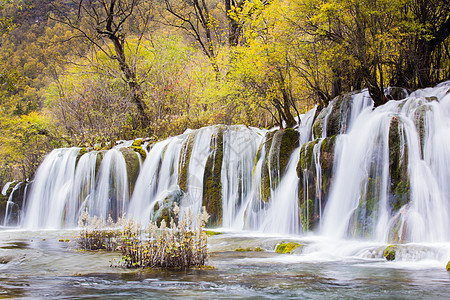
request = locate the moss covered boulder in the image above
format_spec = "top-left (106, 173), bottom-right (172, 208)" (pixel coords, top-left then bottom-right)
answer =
top-left (178, 132), bottom-right (197, 192)
top-left (275, 242), bottom-right (302, 254)
top-left (120, 147), bottom-right (141, 195)
top-left (296, 136), bottom-right (336, 232)
top-left (128, 139), bottom-right (147, 160)
top-left (383, 245), bottom-right (397, 261)
top-left (258, 131), bottom-right (276, 203)
top-left (258, 128), bottom-right (299, 203)
top-left (152, 189), bottom-right (183, 226)
top-left (388, 116), bottom-right (410, 214)
top-left (312, 94), bottom-right (353, 139)
top-left (203, 128), bottom-right (224, 226)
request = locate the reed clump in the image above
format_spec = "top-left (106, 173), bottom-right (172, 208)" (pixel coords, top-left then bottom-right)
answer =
top-left (77, 205), bottom-right (209, 269)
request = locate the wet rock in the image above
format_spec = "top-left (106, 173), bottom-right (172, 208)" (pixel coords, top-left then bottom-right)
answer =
top-left (383, 245), bottom-right (397, 261)
top-left (178, 132), bottom-right (197, 192)
top-left (275, 242), bottom-right (302, 254)
top-left (388, 116), bottom-right (410, 213)
top-left (297, 136), bottom-right (336, 232)
top-left (258, 128), bottom-right (299, 203)
top-left (152, 189), bottom-right (183, 226)
top-left (120, 147), bottom-right (141, 195)
top-left (312, 94), bottom-right (353, 139)
top-left (203, 128), bottom-right (224, 226)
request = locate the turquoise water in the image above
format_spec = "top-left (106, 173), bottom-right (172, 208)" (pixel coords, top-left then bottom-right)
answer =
top-left (1, 230), bottom-right (449, 299)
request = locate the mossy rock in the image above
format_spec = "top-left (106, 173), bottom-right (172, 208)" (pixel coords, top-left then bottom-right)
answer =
top-left (178, 132), bottom-right (197, 192)
top-left (75, 147), bottom-right (88, 166)
top-left (312, 94), bottom-right (353, 139)
top-left (388, 116), bottom-right (410, 212)
top-left (203, 230), bottom-right (223, 236)
top-left (275, 242), bottom-right (301, 254)
top-left (203, 128), bottom-right (224, 226)
top-left (259, 128), bottom-right (299, 203)
top-left (234, 247), bottom-right (264, 252)
top-left (383, 245), bottom-right (397, 261)
top-left (258, 131), bottom-right (276, 203)
top-left (152, 189), bottom-right (183, 227)
top-left (296, 136), bottom-right (336, 233)
top-left (446, 261), bottom-right (450, 271)
top-left (120, 147), bottom-right (141, 195)
top-left (129, 145), bottom-right (147, 160)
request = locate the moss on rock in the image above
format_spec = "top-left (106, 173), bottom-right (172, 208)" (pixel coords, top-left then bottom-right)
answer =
top-left (202, 128), bottom-right (224, 227)
top-left (297, 136), bottom-right (336, 232)
top-left (388, 116), bottom-right (410, 213)
top-left (259, 131), bottom-right (275, 203)
top-left (178, 132), bottom-right (197, 192)
top-left (152, 189), bottom-right (183, 226)
top-left (275, 242), bottom-right (302, 254)
top-left (120, 147), bottom-right (141, 195)
top-left (383, 245), bottom-right (397, 261)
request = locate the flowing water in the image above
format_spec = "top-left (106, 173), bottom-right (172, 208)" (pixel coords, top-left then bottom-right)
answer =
top-left (1, 82), bottom-right (450, 297)
top-left (0, 229), bottom-right (449, 299)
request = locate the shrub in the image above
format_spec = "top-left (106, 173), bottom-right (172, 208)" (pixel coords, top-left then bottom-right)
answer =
top-left (77, 205), bottom-right (209, 269)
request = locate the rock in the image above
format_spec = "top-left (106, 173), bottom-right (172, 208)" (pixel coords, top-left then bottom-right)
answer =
top-left (388, 116), bottom-right (410, 213)
top-left (312, 94), bottom-right (353, 139)
top-left (152, 189), bottom-right (183, 226)
top-left (203, 128), bottom-right (224, 226)
top-left (383, 245), bottom-right (397, 261)
top-left (258, 131), bottom-right (275, 203)
top-left (128, 145), bottom-right (147, 160)
top-left (120, 147), bottom-right (141, 195)
top-left (275, 242), bottom-right (302, 254)
top-left (297, 136), bottom-right (336, 232)
top-left (178, 132), bottom-right (197, 192)
top-left (258, 128), bottom-right (299, 203)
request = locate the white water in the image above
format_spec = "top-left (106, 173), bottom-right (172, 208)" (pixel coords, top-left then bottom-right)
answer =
top-left (11, 82), bottom-right (449, 250)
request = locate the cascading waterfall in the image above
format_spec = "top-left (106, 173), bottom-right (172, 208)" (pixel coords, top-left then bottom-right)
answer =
top-left (8, 81), bottom-right (449, 245)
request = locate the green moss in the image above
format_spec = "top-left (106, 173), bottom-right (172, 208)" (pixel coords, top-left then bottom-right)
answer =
top-left (203, 128), bottom-right (224, 226)
top-left (235, 247), bottom-right (252, 252)
top-left (275, 242), bottom-right (301, 254)
top-left (131, 139), bottom-right (143, 147)
top-left (446, 261), bottom-right (450, 271)
top-left (234, 247), bottom-right (264, 252)
top-left (383, 245), bottom-right (397, 261)
top-left (129, 145), bottom-right (147, 160)
top-left (203, 230), bottom-right (222, 236)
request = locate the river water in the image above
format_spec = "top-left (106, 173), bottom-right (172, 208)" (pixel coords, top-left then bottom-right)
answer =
top-left (1, 229), bottom-right (449, 299)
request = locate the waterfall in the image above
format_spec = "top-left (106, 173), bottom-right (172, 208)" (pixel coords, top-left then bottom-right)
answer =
top-left (10, 81), bottom-right (450, 243)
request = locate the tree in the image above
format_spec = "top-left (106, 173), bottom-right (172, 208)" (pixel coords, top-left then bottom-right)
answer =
top-left (163, 0), bottom-right (222, 76)
top-left (50, 0), bottom-right (153, 126)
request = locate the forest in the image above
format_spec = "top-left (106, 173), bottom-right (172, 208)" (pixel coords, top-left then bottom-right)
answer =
top-left (1, 0), bottom-right (449, 187)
